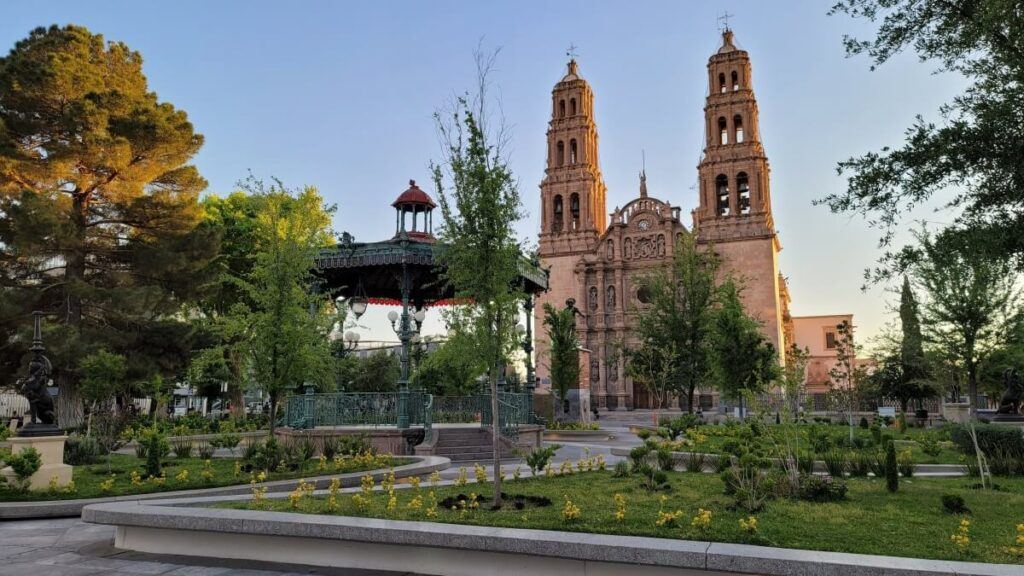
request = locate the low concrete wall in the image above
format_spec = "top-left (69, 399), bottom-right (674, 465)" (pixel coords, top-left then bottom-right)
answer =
top-left (0, 455), bottom-right (450, 520)
top-left (83, 496), bottom-right (1021, 576)
top-left (276, 426), bottom-right (420, 456)
top-left (543, 429), bottom-right (615, 442)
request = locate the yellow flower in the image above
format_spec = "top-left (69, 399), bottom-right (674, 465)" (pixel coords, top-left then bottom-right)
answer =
top-left (455, 467), bottom-right (468, 487)
top-left (429, 470), bottom-right (442, 486)
top-left (99, 476), bottom-right (116, 493)
top-left (739, 516), bottom-right (758, 534)
top-left (474, 463), bottom-right (487, 484)
top-left (691, 508), bottom-right (712, 531)
top-left (562, 495), bottom-right (581, 521)
top-left (175, 469), bottom-right (190, 483)
top-left (614, 493), bottom-right (626, 522)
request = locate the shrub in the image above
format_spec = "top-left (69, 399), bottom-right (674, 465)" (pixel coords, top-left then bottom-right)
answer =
top-left (215, 432), bottom-right (241, 455)
top-left (629, 442), bottom-right (671, 491)
top-left (897, 450), bottom-right (915, 478)
top-left (950, 424), bottom-right (1024, 459)
top-left (821, 450), bottom-right (847, 478)
top-left (524, 444), bottom-right (559, 475)
top-left (797, 473), bottom-right (848, 502)
top-left (171, 438), bottom-right (193, 459)
top-left (196, 442), bottom-right (215, 460)
top-left (714, 454), bottom-right (733, 473)
top-left (657, 414), bottom-right (700, 441)
top-left (885, 441), bottom-right (899, 493)
top-left (289, 434), bottom-right (317, 463)
top-left (245, 438), bottom-right (285, 473)
top-left (64, 436), bottom-right (103, 466)
top-left (144, 431), bottom-right (169, 477)
top-left (683, 451), bottom-right (707, 473)
top-left (612, 460), bottom-right (630, 478)
top-left (796, 452), bottom-right (815, 475)
top-left (917, 435), bottom-right (942, 458)
top-left (859, 416), bottom-right (869, 429)
top-left (723, 464), bottom-right (776, 512)
top-left (321, 436), bottom-right (341, 460)
top-left (636, 429), bottom-right (653, 441)
top-left (337, 434), bottom-right (374, 456)
top-left (942, 494), bottom-right (970, 514)
top-left (868, 451), bottom-right (887, 477)
top-left (848, 451), bottom-right (872, 477)
top-left (4, 448), bottom-right (42, 489)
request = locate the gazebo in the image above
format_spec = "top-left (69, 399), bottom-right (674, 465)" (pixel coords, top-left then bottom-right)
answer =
top-left (283, 180), bottom-right (547, 438)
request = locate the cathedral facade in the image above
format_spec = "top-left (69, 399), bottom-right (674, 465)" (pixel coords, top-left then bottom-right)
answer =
top-left (534, 30), bottom-right (842, 411)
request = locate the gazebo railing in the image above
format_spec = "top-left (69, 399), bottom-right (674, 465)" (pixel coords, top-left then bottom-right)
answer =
top-left (284, 390), bottom-right (531, 432)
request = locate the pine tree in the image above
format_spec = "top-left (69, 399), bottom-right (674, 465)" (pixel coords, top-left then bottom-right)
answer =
top-left (885, 440), bottom-right (899, 493)
top-left (0, 25), bottom-right (217, 427)
top-left (897, 276), bottom-right (931, 409)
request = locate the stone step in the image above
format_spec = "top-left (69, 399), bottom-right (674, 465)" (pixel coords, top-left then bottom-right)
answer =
top-left (435, 438), bottom-right (497, 448)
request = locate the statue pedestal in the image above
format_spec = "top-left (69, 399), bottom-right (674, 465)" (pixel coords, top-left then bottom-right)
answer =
top-left (1, 435), bottom-right (72, 491)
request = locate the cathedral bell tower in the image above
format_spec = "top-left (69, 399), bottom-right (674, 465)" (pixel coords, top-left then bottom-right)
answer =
top-left (694, 28), bottom-right (786, 360)
top-left (535, 58), bottom-right (608, 393)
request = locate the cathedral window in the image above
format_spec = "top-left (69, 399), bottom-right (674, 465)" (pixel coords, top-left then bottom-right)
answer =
top-left (718, 117), bottom-right (728, 145)
top-left (731, 70), bottom-right (739, 91)
top-left (570, 193), bottom-right (580, 230)
top-left (737, 172), bottom-right (751, 215)
top-left (734, 114), bottom-right (744, 143)
top-left (715, 174), bottom-right (730, 216)
top-left (553, 195), bottom-right (563, 232)
top-left (570, 139), bottom-right (578, 164)
top-left (570, 98), bottom-right (577, 115)
top-left (718, 73), bottom-right (726, 93)
top-left (559, 99), bottom-right (566, 118)
top-left (636, 285), bottom-right (651, 305)
top-left (556, 141), bottom-right (565, 166)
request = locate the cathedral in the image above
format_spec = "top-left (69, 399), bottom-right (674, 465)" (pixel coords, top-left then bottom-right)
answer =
top-left (534, 29), bottom-right (851, 411)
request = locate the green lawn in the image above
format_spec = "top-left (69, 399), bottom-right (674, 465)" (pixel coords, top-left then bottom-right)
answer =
top-left (224, 469), bottom-right (1024, 565)
top-left (0, 453), bottom-right (408, 502)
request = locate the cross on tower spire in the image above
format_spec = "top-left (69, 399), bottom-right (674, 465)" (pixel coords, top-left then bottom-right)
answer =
top-left (566, 43), bottom-right (579, 60)
top-left (717, 11), bottom-right (734, 31)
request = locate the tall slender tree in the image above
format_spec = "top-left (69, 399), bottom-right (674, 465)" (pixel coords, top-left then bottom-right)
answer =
top-left (433, 50), bottom-right (524, 508)
top-left (542, 302), bottom-right (580, 420)
top-left (0, 25), bottom-right (217, 427)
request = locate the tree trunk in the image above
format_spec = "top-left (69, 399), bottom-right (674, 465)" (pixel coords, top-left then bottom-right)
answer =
top-left (58, 192), bottom-right (89, 430)
top-left (229, 384), bottom-right (245, 418)
top-left (490, 364), bottom-right (502, 508)
top-left (268, 394), bottom-right (278, 437)
top-left (967, 362), bottom-right (978, 418)
top-left (685, 385), bottom-right (695, 413)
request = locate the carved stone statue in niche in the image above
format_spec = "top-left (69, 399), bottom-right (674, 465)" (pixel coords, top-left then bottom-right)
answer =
top-left (606, 241), bottom-right (614, 260)
top-left (590, 359), bottom-right (600, 382)
top-left (607, 355), bottom-right (619, 382)
top-left (606, 286), bottom-right (616, 310)
top-left (623, 238), bottom-right (632, 259)
top-left (588, 286), bottom-right (598, 311)
top-left (657, 234), bottom-right (665, 256)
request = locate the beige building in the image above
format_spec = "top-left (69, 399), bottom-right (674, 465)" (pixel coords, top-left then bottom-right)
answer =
top-left (534, 29), bottom-right (853, 410)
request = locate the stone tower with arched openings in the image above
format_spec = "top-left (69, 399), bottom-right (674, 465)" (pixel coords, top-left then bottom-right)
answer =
top-left (694, 27), bottom-right (786, 361)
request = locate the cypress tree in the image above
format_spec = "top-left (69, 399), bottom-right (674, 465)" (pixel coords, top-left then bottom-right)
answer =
top-left (885, 440), bottom-right (899, 493)
top-left (0, 26), bottom-right (217, 426)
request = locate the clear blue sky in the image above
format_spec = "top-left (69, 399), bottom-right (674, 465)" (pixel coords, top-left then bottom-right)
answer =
top-left (4, 0), bottom-right (966, 349)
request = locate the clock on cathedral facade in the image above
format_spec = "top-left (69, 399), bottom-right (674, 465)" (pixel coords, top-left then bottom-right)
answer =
top-left (534, 29), bottom-right (808, 411)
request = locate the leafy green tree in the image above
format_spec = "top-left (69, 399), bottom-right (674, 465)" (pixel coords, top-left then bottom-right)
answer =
top-left (631, 233), bottom-right (721, 412)
top-left (542, 302), bottom-right (580, 419)
top-left (979, 312), bottom-right (1024, 397)
top-left (828, 319), bottom-right (871, 443)
top-left (872, 278), bottom-right (938, 412)
top-left (912, 229), bottom-right (1018, 416)
top-left (411, 337), bottom-right (485, 396)
top-left (820, 0), bottom-right (1024, 278)
top-left (623, 339), bottom-right (679, 411)
top-left (349, 352), bottom-right (400, 393)
top-left (238, 179), bottom-right (335, 435)
top-left (0, 25), bottom-right (218, 427)
top-left (706, 282), bottom-right (780, 419)
top-left (79, 349), bottom-right (127, 436)
top-left (432, 50), bottom-right (524, 507)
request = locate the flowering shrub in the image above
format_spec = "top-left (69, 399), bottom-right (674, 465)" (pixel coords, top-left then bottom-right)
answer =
top-left (455, 467), bottom-right (468, 487)
top-left (950, 519), bottom-right (970, 552)
top-left (425, 491), bottom-right (438, 518)
top-left (614, 493), bottom-right (626, 522)
top-left (691, 508), bottom-right (712, 532)
top-left (1005, 523), bottom-right (1024, 557)
top-left (655, 495), bottom-right (684, 527)
top-left (474, 463), bottom-right (487, 484)
top-left (175, 469), bottom-right (190, 483)
top-left (562, 495), bottom-right (581, 521)
top-left (739, 516), bottom-right (758, 534)
top-left (250, 471), bottom-right (268, 507)
top-left (99, 476), bottom-right (116, 493)
top-left (429, 470), bottom-right (442, 486)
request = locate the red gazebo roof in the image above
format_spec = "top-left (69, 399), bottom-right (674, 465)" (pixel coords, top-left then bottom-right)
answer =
top-left (392, 180), bottom-right (436, 209)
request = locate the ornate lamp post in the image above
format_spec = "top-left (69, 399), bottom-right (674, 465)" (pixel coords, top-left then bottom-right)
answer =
top-left (388, 305), bottom-right (426, 428)
top-left (516, 294), bottom-right (537, 421)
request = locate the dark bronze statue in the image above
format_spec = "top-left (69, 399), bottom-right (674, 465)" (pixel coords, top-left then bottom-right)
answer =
top-left (19, 351), bottom-right (55, 425)
top-left (15, 311), bottom-right (61, 436)
top-left (995, 368), bottom-right (1023, 416)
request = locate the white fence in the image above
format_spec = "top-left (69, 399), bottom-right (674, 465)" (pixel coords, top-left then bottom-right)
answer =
top-left (0, 392), bottom-right (28, 420)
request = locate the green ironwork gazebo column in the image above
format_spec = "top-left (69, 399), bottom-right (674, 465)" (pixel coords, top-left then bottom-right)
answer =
top-left (395, 254), bottom-right (413, 429)
top-left (522, 294), bottom-right (536, 422)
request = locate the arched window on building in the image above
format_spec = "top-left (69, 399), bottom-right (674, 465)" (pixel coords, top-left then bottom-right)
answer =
top-left (570, 193), bottom-right (580, 230)
top-left (718, 73), bottom-right (726, 93)
top-left (558, 99), bottom-right (566, 118)
top-left (606, 286), bottom-right (616, 310)
top-left (716, 174), bottom-right (730, 216)
top-left (734, 114), bottom-right (744, 143)
top-left (737, 172), bottom-right (751, 215)
top-left (570, 98), bottom-right (577, 115)
top-left (569, 139), bottom-right (578, 164)
top-left (718, 117), bottom-right (728, 145)
top-left (731, 70), bottom-right (739, 91)
top-left (553, 195), bottom-right (564, 232)
top-left (556, 141), bottom-right (565, 166)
